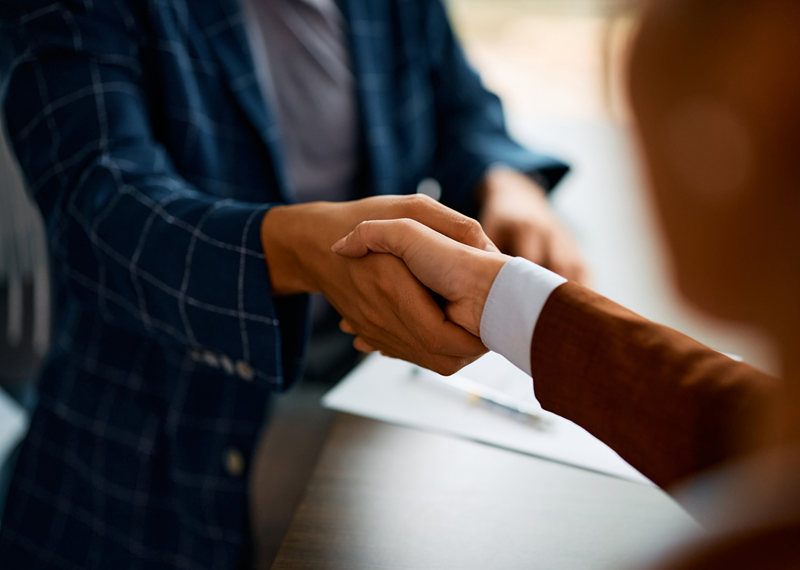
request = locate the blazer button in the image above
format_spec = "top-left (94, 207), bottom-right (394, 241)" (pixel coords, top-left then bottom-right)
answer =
top-left (219, 355), bottom-right (235, 376)
top-left (236, 361), bottom-right (254, 381)
top-left (203, 351), bottom-right (220, 368)
top-left (223, 447), bottom-right (245, 478)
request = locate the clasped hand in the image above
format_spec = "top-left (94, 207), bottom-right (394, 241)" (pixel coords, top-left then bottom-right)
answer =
top-left (333, 218), bottom-right (510, 369)
top-left (261, 195), bottom-right (498, 375)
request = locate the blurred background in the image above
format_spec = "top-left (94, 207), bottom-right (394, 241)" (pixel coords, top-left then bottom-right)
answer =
top-left (0, 0), bottom-right (776, 493)
top-left (450, 0), bottom-right (774, 371)
top-left (450, 0), bottom-right (634, 123)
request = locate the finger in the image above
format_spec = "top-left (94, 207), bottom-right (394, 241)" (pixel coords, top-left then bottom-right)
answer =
top-left (433, 353), bottom-right (485, 377)
top-left (444, 300), bottom-right (482, 337)
top-left (327, 252), bottom-right (489, 371)
top-left (403, 195), bottom-right (499, 253)
top-left (333, 219), bottom-right (424, 259)
top-left (331, 231), bottom-right (371, 258)
top-left (362, 336), bottom-right (485, 376)
top-left (353, 336), bottom-right (377, 353)
top-left (479, 218), bottom-right (510, 256)
top-left (384, 265), bottom-right (487, 359)
top-left (351, 263), bottom-right (486, 359)
top-left (383, 347), bottom-right (484, 377)
top-left (511, 225), bottom-right (548, 265)
top-left (432, 321), bottom-right (487, 358)
top-left (339, 319), bottom-right (356, 335)
top-left (333, 197), bottom-right (498, 257)
top-left (363, 291), bottom-right (487, 360)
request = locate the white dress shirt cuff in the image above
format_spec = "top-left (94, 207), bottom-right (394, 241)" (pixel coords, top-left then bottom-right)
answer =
top-left (479, 257), bottom-right (567, 376)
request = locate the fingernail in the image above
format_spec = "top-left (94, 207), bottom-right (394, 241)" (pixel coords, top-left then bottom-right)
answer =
top-left (331, 237), bottom-right (346, 253)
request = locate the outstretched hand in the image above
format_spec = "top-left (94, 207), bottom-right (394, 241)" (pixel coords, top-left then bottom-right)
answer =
top-left (333, 218), bottom-right (511, 340)
top-left (261, 195), bottom-right (498, 375)
top-left (478, 168), bottom-right (589, 285)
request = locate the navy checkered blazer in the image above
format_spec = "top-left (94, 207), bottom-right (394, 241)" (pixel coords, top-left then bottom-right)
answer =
top-left (0, 0), bottom-right (567, 568)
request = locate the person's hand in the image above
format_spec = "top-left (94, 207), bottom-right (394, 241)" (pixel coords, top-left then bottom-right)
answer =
top-left (333, 218), bottom-right (511, 339)
top-left (477, 167), bottom-right (589, 284)
top-left (261, 195), bottom-right (496, 375)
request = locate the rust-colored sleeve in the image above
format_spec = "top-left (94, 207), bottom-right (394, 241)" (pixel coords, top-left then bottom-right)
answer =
top-left (531, 282), bottom-right (777, 489)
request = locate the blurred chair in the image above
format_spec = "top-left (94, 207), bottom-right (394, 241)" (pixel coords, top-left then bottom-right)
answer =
top-left (0, 113), bottom-right (50, 403)
top-left (0, 107), bottom-right (48, 524)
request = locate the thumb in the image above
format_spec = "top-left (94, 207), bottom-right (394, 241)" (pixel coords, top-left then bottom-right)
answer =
top-left (332, 219), bottom-right (419, 259)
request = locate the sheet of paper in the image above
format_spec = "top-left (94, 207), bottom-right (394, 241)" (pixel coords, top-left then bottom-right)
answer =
top-left (323, 352), bottom-right (652, 485)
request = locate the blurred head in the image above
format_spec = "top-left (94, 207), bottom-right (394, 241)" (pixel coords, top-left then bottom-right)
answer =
top-left (628, 0), bottom-right (800, 335)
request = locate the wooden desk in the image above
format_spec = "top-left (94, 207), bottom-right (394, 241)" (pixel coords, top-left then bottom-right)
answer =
top-left (270, 414), bottom-right (699, 570)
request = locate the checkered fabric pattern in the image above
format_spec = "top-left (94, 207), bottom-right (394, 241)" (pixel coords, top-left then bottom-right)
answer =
top-left (0, 0), bottom-right (567, 568)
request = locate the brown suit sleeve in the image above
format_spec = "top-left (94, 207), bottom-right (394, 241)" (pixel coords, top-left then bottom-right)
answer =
top-left (531, 282), bottom-right (777, 490)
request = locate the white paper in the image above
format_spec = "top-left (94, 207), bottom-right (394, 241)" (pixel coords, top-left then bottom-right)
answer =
top-left (323, 352), bottom-right (652, 485)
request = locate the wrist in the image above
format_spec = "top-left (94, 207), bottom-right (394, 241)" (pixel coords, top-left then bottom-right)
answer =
top-left (260, 205), bottom-right (318, 295)
top-left (476, 166), bottom-right (547, 204)
top-left (473, 252), bottom-right (510, 335)
top-left (453, 251), bottom-right (510, 337)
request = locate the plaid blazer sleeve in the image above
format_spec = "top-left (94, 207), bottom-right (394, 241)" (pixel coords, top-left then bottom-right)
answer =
top-left (0, 1), bottom-right (307, 388)
top-left (422, 0), bottom-right (570, 214)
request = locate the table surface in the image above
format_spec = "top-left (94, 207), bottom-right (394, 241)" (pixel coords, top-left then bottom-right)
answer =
top-left (270, 414), bottom-right (700, 570)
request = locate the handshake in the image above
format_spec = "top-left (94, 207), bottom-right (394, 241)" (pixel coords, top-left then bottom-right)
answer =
top-left (261, 192), bottom-right (565, 376)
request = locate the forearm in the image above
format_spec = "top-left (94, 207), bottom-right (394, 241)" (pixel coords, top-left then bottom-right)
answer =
top-left (531, 282), bottom-right (778, 489)
top-left (477, 258), bottom-right (775, 487)
top-left (474, 166), bottom-right (548, 211)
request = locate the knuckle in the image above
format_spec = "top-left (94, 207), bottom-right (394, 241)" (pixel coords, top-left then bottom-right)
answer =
top-left (466, 216), bottom-right (482, 231)
top-left (407, 193), bottom-right (433, 212)
top-left (396, 218), bottom-right (418, 235)
top-left (355, 219), bottom-right (374, 236)
top-left (462, 217), bottom-right (485, 242)
top-left (359, 304), bottom-right (385, 331)
top-left (518, 217), bottom-right (540, 233)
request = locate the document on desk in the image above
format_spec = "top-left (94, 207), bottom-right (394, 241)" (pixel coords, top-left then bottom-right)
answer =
top-left (323, 352), bottom-right (652, 486)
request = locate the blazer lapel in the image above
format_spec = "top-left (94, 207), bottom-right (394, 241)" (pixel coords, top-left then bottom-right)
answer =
top-left (189, 0), bottom-right (294, 201)
top-left (339, 0), bottom-right (398, 195)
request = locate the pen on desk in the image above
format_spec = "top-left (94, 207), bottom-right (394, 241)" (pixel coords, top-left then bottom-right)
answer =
top-left (411, 366), bottom-right (550, 427)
